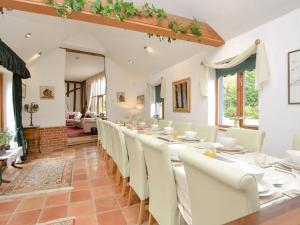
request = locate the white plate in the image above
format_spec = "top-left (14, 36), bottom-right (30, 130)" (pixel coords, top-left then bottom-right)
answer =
top-left (279, 158), bottom-right (300, 170)
top-left (258, 182), bottom-right (270, 193)
top-left (217, 145), bottom-right (244, 152)
top-left (259, 186), bottom-right (276, 197)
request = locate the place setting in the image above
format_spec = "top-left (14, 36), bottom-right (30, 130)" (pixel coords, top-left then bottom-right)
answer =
top-left (216, 137), bottom-right (249, 155)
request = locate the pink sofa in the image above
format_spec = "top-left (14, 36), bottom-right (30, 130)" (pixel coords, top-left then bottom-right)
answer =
top-left (66, 112), bottom-right (97, 133)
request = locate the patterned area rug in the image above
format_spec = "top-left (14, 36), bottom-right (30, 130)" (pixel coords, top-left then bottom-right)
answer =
top-left (0, 157), bottom-right (73, 199)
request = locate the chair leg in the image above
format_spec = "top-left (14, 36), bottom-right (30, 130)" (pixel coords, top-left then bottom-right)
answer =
top-left (116, 170), bottom-right (122, 186)
top-left (138, 200), bottom-right (146, 224)
top-left (121, 178), bottom-right (128, 196)
top-left (148, 214), bottom-right (155, 225)
top-left (127, 187), bottom-right (134, 206)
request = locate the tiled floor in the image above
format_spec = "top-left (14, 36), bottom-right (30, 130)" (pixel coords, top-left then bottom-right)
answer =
top-left (0, 145), bottom-right (149, 225)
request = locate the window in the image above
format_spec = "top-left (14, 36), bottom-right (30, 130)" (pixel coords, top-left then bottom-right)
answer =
top-left (216, 55), bottom-right (258, 128)
top-left (151, 84), bottom-right (164, 119)
top-left (90, 77), bottom-right (106, 115)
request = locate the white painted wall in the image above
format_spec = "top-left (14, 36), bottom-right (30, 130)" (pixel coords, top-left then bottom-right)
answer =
top-left (106, 57), bottom-right (140, 121)
top-left (140, 53), bottom-right (210, 124)
top-left (206, 8), bottom-right (300, 157)
top-left (140, 8), bottom-right (300, 157)
top-left (22, 48), bottom-right (66, 127)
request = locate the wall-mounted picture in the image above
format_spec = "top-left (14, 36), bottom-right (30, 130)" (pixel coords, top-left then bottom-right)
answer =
top-left (288, 49), bottom-right (300, 104)
top-left (137, 95), bottom-right (145, 105)
top-left (40, 86), bottom-right (55, 99)
top-left (117, 92), bottom-right (125, 102)
top-left (22, 83), bottom-right (26, 99)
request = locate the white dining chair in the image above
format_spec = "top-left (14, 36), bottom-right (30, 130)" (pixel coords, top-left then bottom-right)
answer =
top-left (104, 121), bottom-right (118, 173)
top-left (158, 119), bottom-right (173, 128)
top-left (192, 124), bottom-right (217, 142)
top-left (112, 124), bottom-right (130, 195)
top-left (145, 118), bottom-right (156, 127)
top-left (173, 121), bottom-right (192, 135)
top-left (139, 135), bottom-right (180, 225)
top-left (226, 127), bottom-right (265, 152)
top-left (123, 129), bottom-right (149, 224)
top-left (293, 134), bottom-right (300, 150)
top-left (97, 119), bottom-right (106, 158)
top-left (179, 150), bottom-right (259, 225)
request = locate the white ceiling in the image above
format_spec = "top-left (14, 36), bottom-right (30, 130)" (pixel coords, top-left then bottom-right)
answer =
top-left (65, 52), bottom-right (104, 82)
top-left (0, 0), bottom-right (300, 78)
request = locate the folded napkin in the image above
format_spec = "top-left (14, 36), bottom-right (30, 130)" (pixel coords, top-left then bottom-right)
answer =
top-left (260, 192), bottom-right (284, 205)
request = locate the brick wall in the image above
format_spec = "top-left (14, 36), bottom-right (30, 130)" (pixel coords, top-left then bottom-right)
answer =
top-left (39, 126), bottom-right (67, 151)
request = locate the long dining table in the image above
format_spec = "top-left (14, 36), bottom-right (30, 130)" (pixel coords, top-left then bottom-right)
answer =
top-left (119, 124), bottom-right (300, 225)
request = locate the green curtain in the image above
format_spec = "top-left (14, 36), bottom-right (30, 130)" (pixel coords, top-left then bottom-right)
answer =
top-left (0, 39), bottom-right (30, 160)
top-left (155, 84), bottom-right (163, 103)
top-left (216, 54), bottom-right (256, 78)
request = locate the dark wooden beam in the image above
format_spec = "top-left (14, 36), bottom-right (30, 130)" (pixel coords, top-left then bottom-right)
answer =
top-left (62, 48), bottom-right (105, 58)
top-left (0, 0), bottom-right (225, 47)
top-left (73, 83), bottom-right (76, 112)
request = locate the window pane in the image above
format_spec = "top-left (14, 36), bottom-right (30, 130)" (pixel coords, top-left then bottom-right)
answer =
top-left (244, 71), bottom-right (259, 126)
top-left (219, 75), bottom-right (237, 126)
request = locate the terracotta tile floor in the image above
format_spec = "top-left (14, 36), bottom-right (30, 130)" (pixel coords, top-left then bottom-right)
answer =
top-left (0, 145), bottom-right (149, 225)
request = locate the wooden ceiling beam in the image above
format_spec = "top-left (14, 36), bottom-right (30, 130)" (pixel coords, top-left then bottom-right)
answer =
top-left (0, 0), bottom-right (225, 47)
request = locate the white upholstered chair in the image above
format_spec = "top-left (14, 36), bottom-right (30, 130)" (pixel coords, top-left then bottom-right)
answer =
top-left (97, 119), bottom-right (106, 158)
top-left (158, 119), bottom-right (173, 129)
top-left (226, 127), bottom-right (265, 152)
top-left (145, 118), bottom-right (156, 127)
top-left (179, 151), bottom-right (259, 225)
top-left (173, 121), bottom-right (192, 135)
top-left (192, 124), bottom-right (217, 142)
top-left (112, 124), bottom-right (130, 195)
top-left (123, 129), bottom-right (149, 224)
top-left (293, 134), bottom-right (300, 150)
top-left (139, 135), bottom-right (180, 225)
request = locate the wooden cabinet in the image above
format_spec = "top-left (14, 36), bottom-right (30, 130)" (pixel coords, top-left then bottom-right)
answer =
top-left (23, 126), bottom-right (41, 153)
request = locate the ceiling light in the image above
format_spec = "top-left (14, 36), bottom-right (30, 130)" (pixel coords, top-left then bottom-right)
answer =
top-left (26, 52), bottom-right (42, 64)
top-left (144, 46), bottom-right (153, 53)
top-left (128, 59), bottom-right (134, 64)
top-left (37, 52), bottom-right (42, 57)
top-left (25, 33), bottom-right (31, 38)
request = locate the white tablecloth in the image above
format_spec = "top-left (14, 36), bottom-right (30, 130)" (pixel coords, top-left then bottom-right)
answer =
top-left (0, 147), bottom-right (23, 168)
top-left (172, 150), bottom-right (300, 225)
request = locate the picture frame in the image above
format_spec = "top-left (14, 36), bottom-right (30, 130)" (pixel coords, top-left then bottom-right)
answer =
top-left (40, 86), bottom-right (55, 99)
top-left (137, 95), bottom-right (145, 105)
top-left (288, 49), bottom-right (300, 104)
top-left (117, 92), bottom-right (125, 102)
top-left (172, 77), bottom-right (191, 113)
top-left (22, 83), bottom-right (26, 99)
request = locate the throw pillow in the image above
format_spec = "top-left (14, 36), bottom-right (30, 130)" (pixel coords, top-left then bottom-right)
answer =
top-left (69, 114), bottom-right (75, 119)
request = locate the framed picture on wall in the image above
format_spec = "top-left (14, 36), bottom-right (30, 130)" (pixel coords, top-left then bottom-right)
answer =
top-left (40, 86), bottom-right (55, 99)
top-left (22, 83), bottom-right (26, 99)
top-left (288, 49), bottom-right (300, 104)
top-left (117, 92), bottom-right (125, 102)
top-left (137, 95), bottom-right (145, 105)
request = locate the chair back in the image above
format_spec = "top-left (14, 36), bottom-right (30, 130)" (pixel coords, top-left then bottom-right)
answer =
top-left (102, 121), bottom-right (112, 157)
top-left (192, 124), bottom-right (217, 142)
top-left (173, 121), bottom-right (192, 135)
top-left (226, 127), bottom-right (265, 152)
top-left (96, 118), bottom-right (102, 142)
top-left (113, 125), bottom-right (129, 178)
top-left (293, 134), bottom-right (300, 150)
top-left (123, 129), bottom-right (149, 200)
top-left (180, 151), bottom-right (259, 225)
top-left (158, 120), bottom-right (173, 128)
top-left (139, 135), bottom-right (179, 225)
top-left (98, 119), bottom-right (106, 150)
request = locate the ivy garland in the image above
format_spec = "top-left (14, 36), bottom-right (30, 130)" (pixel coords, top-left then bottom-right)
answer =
top-left (44, 0), bottom-right (202, 43)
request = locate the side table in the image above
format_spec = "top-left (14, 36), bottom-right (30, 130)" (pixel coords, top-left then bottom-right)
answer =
top-left (24, 126), bottom-right (41, 153)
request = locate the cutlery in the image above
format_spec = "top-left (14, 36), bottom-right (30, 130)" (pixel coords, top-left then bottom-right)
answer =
top-left (274, 167), bottom-right (296, 177)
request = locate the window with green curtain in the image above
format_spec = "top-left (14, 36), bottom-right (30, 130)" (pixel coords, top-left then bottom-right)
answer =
top-left (155, 84), bottom-right (163, 103)
top-left (216, 54), bottom-right (256, 78)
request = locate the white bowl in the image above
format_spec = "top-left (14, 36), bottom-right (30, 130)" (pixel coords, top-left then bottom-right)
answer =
top-left (219, 137), bottom-right (237, 148)
top-left (151, 124), bottom-right (159, 131)
top-left (287, 150), bottom-right (300, 166)
top-left (184, 131), bottom-right (197, 139)
top-left (164, 126), bottom-right (174, 135)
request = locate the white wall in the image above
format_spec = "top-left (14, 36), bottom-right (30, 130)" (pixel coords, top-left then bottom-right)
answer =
top-left (106, 57), bottom-right (140, 121)
top-left (141, 8), bottom-right (300, 157)
top-left (23, 48), bottom-right (66, 127)
top-left (140, 53), bottom-right (210, 124)
top-left (206, 8), bottom-right (300, 157)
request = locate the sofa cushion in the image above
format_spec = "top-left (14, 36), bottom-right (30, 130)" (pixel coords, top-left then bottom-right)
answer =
top-left (69, 114), bottom-right (75, 119)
